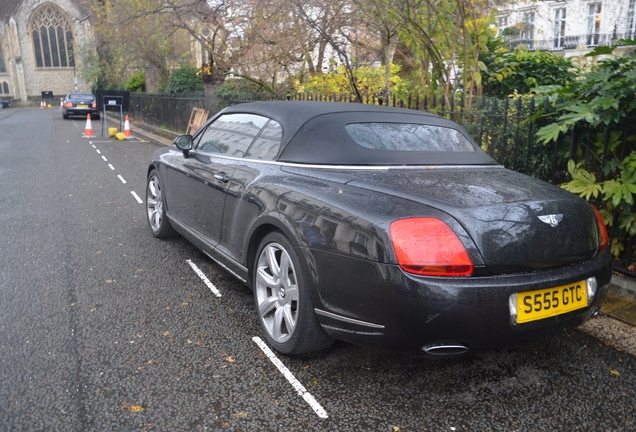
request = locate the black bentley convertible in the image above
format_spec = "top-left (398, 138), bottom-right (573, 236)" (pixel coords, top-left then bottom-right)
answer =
top-left (146, 101), bottom-right (611, 356)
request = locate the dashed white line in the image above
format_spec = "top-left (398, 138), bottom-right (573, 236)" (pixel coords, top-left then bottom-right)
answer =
top-left (96, 149), bottom-right (101, 154)
top-left (252, 336), bottom-right (329, 419)
top-left (108, 164), bottom-right (115, 170)
top-left (186, 260), bottom-right (222, 297)
top-left (117, 175), bottom-right (126, 184)
top-left (131, 191), bottom-right (143, 204)
top-left (101, 156), bottom-right (107, 162)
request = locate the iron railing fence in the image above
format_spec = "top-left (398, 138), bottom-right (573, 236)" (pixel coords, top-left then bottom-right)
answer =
top-left (505, 33), bottom-right (636, 52)
top-left (129, 92), bottom-right (636, 276)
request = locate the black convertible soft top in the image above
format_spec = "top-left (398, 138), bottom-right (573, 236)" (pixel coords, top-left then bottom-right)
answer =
top-left (221, 101), bottom-right (497, 166)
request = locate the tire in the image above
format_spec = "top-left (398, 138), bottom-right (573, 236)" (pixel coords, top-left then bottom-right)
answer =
top-left (254, 232), bottom-right (333, 355)
top-left (63, 113), bottom-right (69, 119)
top-left (93, 115), bottom-right (100, 120)
top-left (146, 170), bottom-right (177, 238)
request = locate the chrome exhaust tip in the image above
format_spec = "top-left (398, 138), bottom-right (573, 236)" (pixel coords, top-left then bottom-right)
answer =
top-left (422, 344), bottom-right (469, 356)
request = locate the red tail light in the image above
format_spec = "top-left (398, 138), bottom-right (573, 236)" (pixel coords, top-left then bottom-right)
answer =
top-left (390, 217), bottom-right (474, 277)
top-left (65, 102), bottom-right (73, 108)
top-left (92, 103), bottom-right (97, 108)
top-left (591, 205), bottom-right (609, 254)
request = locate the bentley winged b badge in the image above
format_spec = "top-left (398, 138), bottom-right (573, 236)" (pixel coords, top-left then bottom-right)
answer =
top-left (538, 214), bottom-right (563, 227)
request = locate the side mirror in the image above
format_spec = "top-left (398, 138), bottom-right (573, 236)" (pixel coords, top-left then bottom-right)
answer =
top-left (174, 135), bottom-right (193, 157)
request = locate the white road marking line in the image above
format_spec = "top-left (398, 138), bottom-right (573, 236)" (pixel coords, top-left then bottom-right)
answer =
top-left (252, 336), bottom-right (329, 419)
top-left (131, 191), bottom-right (143, 204)
top-left (91, 144), bottom-right (96, 148)
top-left (101, 156), bottom-right (107, 162)
top-left (186, 260), bottom-right (222, 297)
top-left (96, 149), bottom-right (101, 154)
top-left (108, 164), bottom-right (115, 170)
top-left (117, 175), bottom-right (126, 184)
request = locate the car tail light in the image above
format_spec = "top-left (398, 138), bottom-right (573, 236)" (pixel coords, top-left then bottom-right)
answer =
top-left (390, 217), bottom-right (474, 277)
top-left (92, 103), bottom-right (97, 108)
top-left (65, 102), bottom-right (73, 108)
top-left (591, 205), bottom-right (609, 254)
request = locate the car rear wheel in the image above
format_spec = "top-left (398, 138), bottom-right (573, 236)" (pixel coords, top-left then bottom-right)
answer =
top-left (146, 170), bottom-right (176, 238)
top-left (254, 232), bottom-right (333, 355)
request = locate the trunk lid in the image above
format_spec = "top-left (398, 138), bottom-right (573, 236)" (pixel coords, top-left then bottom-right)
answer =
top-left (346, 167), bottom-right (600, 275)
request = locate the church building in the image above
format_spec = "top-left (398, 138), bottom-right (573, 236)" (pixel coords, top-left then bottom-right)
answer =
top-left (0, 0), bottom-right (95, 103)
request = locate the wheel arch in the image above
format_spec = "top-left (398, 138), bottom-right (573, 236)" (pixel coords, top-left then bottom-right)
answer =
top-left (245, 216), bottom-right (301, 289)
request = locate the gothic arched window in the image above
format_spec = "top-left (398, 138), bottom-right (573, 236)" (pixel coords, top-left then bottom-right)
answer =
top-left (29, 4), bottom-right (75, 68)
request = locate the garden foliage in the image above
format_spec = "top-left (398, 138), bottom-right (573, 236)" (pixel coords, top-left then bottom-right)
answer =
top-left (535, 42), bottom-right (636, 259)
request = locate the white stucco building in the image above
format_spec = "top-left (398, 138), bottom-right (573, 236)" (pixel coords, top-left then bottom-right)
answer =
top-left (496, 0), bottom-right (636, 56)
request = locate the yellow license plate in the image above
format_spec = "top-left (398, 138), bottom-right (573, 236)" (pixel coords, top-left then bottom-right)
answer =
top-left (515, 281), bottom-right (587, 324)
top-left (77, 104), bottom-right (88, 108)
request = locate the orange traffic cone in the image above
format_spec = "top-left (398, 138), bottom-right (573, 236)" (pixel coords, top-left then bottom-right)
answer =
top-left (123, 114), bottom-right (134, 139)
top-left (40, 100), bottom-right (46, 109)
top-left (82, 114), bottom-right (96, 138)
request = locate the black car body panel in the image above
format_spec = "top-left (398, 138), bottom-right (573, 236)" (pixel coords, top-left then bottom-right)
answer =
top-left (148, 101), bottom-right (612, 355)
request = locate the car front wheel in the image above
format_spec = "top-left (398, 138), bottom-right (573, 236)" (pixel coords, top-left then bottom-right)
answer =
top-left (146, 170), bottom-right (176, 238)
top-left (254, 232), bottom-right (333, 355)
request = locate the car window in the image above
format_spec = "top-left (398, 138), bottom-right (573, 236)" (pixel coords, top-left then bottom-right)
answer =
top-left (345, 123), bottom-right (475, 152)
top-left (196, 113), bottom-right (268, 157)
top-left (244, 120), bottom-right (282, 160)
top-left (69, 94), bottom-right (94, 100)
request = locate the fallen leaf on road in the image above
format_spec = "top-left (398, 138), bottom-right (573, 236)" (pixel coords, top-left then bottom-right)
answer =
top-left (610, 370), bottom-right (620, 376)
top-left (130, 405), bottom-right (145, 412)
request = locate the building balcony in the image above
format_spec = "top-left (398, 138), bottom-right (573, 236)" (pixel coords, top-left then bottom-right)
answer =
top-left (505, 33), bottom-right (635, 52)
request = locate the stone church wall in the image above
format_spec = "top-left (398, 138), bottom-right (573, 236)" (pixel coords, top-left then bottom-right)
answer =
top-left (0, 0), bottom-right (95, 101)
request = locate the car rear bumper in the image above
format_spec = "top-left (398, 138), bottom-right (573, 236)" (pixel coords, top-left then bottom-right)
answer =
top-left (64, 108), bottom-right (100, 117)
top-left (308, 248), bottom-right (612, 355)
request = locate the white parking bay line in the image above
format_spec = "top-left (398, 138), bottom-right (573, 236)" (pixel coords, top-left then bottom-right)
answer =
top-left (108, 164), bottom-right (115, 170)
top-left (186, 260), bottom-right (222, 297)
top-left (117, 175), bottom-right (126, 184)
top-left (102, 156), bottom-right (108, 162)
top-left (252, 336), bottom-right (329, 419)
top-left (130, 191), bottom-right (143, 204)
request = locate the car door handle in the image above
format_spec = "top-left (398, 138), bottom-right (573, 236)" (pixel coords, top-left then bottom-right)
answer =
top-left (214, 172), bottom-right (230, 183)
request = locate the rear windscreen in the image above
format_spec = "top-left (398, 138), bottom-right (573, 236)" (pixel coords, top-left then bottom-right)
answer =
top-left (69, 94), bottom-right (94, 100)
top-left (345, 123), bottom-right (475, 152)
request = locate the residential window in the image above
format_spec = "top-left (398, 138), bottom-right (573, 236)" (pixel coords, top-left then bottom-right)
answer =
top-left (521, 12), bottom-right (535, 40)
top-left (498, 16), bottom-right (508, 36)
top-left (627, 0), bottom-right (636, 39)
top-left (29, 4), bottom-right (75, 68)
top-left (0, 82), bottom-right (8, 95)
top-left (586, 3), bottom-right (602, 46)
top-left (554, 8), bottom-right (566, 49)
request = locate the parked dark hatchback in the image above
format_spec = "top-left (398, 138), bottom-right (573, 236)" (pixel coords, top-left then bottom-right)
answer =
top-left (62, 92), bottom-right (99, 119)
top-left (146, 102), bottom-right (612, 356)
top-left (0, 99), bottom-right (10, 108)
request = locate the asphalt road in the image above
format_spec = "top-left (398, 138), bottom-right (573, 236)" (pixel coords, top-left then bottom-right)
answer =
top-left (1, 107), bottom-right (635, 431)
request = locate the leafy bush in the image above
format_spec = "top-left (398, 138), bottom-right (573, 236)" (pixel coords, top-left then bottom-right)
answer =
top-left (483, 48), bottom-right (577, 97)
top-left (165, 64), bottom-right (205, 94)
top-left (213, 79), bottom-right (262, 100)
top-left (124, 70), bottom-right (145, 92)
top-left (535, 42), bottom-right (636, 261)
